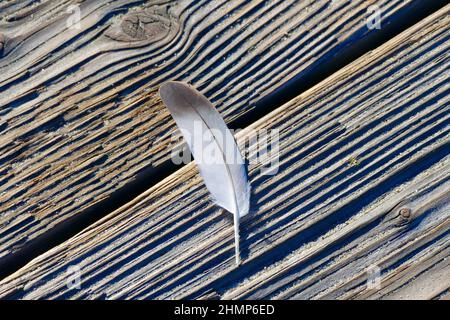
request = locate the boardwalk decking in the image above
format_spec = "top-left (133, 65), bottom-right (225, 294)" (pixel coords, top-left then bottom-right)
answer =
top-left (0, 0), bottom-right (441, 271)
top-left (0, 3), bottom-right (448, 300)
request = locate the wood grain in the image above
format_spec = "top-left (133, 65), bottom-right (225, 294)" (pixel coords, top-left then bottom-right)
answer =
top-left (0, 0), bottom-right (438, 265)
top-left (0, 4), bottom-right (448, 299)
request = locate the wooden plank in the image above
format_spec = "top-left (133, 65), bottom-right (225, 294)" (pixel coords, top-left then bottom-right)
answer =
top-left (261, 182), bottom-right (450, 300)
top-left (374, 251), bottom-right (450, 300)
top-left (0, 4), bottom-right (448, 299)
top-left (0, 0), bottom-right (440, 266)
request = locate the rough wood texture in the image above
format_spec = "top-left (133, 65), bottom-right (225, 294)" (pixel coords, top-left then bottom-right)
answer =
top-left (0, 4), bottom-right (448, 299)
top-left (0, 0), bottom-right (430, 263)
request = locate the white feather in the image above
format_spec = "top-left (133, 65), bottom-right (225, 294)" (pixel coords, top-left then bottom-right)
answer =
top-left (159, 81), bottom-right (250, 265)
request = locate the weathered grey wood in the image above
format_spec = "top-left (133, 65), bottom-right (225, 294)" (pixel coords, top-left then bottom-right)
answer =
top-left (0, 4), bottom-right (448, 299)
top-left (247, 179), bottom-right (450, 300)
top-left (0, 0), bottom-right (433, 264)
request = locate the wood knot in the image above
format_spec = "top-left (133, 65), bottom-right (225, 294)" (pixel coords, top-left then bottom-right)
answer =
top-left (399, 208), bottom-right (411, 219)
top-left (0, 33), bottom-right (5, 55)
top-left (122, 13), bottom-right (167, 40)
top-left (396, 207), bottom-right (414, 227)
top-left (105, 8), bottom-right (178, 43)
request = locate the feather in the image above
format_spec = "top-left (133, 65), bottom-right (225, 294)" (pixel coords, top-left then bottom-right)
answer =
top-left (159, 81), bottom-right (250, 265)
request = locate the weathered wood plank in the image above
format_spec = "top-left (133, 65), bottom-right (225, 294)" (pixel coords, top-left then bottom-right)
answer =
top-left (251, 179), bottom-right (450, 300)
top-left (0, 0), bottom-right (440, 266)
top-left (0, 4), bottom-right (448, 299)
